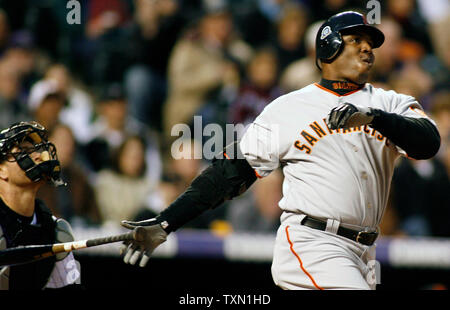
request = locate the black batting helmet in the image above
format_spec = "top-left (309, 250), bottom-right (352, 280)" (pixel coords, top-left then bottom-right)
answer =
top-left (315, 11), bottom-right (385, 69)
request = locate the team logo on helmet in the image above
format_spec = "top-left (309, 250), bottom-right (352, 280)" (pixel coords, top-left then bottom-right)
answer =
top-left (320, 26), bottom-right (332, 40)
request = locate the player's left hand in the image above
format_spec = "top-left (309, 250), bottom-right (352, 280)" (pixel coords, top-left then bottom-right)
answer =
top-left (326, 102), bottom-right (374, 129)
top-left (119, 218), bottom-right (168, 267)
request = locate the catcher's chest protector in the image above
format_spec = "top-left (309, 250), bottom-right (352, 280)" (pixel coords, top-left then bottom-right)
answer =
top-left (0, 199), bottom-right (57, 290)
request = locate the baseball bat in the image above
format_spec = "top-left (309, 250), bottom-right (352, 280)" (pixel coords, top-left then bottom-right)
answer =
top-left (0, 227), bottom-right (146, 267)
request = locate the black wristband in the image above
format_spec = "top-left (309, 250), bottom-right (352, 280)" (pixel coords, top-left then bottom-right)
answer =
top-left (157, 193), bottom-right (209, 233)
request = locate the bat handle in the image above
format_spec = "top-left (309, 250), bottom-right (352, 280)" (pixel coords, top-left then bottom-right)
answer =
top-left (85, 227), bottom-right (146, 247)
top-left (85, 232), bottom-right (132, 247)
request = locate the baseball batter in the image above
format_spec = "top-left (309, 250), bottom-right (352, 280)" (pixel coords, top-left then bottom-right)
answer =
top-left (119, 12), bottom-right (441, 290)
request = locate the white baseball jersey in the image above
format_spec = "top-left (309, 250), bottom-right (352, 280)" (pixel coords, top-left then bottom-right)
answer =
top-left (240, 82), bottom-right (434, 229)
top-left (239, 82), bottom-right (436, 289)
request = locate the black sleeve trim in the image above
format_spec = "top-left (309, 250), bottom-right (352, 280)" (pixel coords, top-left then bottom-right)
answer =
top-left (370, 109), bottom-right (441, 160)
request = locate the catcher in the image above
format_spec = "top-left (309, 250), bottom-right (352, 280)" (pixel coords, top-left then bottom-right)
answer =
top-left (0, 121), bottom-right (81, 289)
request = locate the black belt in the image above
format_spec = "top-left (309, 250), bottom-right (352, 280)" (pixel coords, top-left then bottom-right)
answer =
top-left (300, 216), bottom-right (378, 246)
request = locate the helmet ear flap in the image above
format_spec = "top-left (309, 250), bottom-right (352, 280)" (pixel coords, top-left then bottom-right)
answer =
top-left (317, 29), bottom-right (343, 60)
top-left (315, 28), bottom-right (343, 70)
top-left (325, 32), bottom-right (343, 60)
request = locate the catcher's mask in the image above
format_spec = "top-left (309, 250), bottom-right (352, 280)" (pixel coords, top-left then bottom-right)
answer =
top-left (0, 121), bottom-right (66, 187)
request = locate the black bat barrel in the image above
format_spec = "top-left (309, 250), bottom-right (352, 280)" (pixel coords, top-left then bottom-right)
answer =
top-left (0, 245), bottom-right (53, 267)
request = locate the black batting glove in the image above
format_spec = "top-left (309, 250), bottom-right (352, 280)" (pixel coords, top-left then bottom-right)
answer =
top-left (326, 102), bottom-right (374, 130)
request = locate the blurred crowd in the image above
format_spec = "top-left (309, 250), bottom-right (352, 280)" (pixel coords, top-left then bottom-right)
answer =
top-left (0, 0), bottom-right (448, 237)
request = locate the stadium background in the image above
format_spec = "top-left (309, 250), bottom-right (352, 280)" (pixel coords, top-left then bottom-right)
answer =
top-left (0, 0), bottom-right (449, 290)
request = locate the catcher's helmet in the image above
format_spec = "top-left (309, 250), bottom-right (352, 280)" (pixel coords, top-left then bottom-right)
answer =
top-left (315, 11), bottom-right (384, 69)
top-left (0, 121), bottom-right (65, 186)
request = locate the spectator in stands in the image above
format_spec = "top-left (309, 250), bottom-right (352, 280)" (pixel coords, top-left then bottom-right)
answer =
top-left (0, 9), bottom-right (10, 55)
top-left (161, 138), bottom-right (225, 229)
top-left (162, 139), bottom-right (205, 206)
top-left (431, 92), bottom-right (450, 154)
top-left (227, 168), bottom-right (283, 233)
top-left (44, 63), bottom-right (95, 144)
top-left (417, 0), bottom-right (450, 69)
top-left (85, 0), bottom-right (132, 85)
top-left (256, 0), bottom-right (302, 23)
top-left (27, 79), bottom-right (66, 134)
top-left (0, 55), bottom-right (29, 128)
top-left (379, 191), bottom-right (405, 237)
top-left (385, 93), bottom-right (449, 239)
top-left (5, 30), bottom-right (38, 91)
top-left (94, 135), bottom-right (163, 225)
top-left (279, 20), bottom-right (323, 92)
top-left (370, 17), bottom-right (403, 84)
top-left (84, 83), bottom-right (162, 183)
top-left (390, 153), bottom-right (450, 237)
top-left (388, 93), bottom-right (449, 238)
top-left (309, 0), bottom-right (358, 21)
top-left (230, 0), bottom-right (272, 47)
top-left (37, 124), bottom-right (102, 227)
top-left (270, 3), bottom-right (308, 73)
top-left (388, 92), bottom-right (450, 238)
top-left (229, 47), bottom-right (282, 128)
top-left (86, 0), bottom-right (130, 40)
top-left (388, 62), bottom-right (434, 108)
top-left (0, 30), bottom-right (38, 123)
top-left (162, 1), bottom-right (250, 144)
top-left (123, 0), bottom-right (185, 131)
top-left (385, 0), bottom-right (435, 54)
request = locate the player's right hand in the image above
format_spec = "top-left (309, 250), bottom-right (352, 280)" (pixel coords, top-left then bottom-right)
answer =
top-left (119, 218), bottom-right (168, 267)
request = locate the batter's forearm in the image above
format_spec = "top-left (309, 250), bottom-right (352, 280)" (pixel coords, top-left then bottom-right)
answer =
top-left (156, 166), bottom-right (228, 233)
top-left (370, 109), bottom-right (441, 159)
top-left (157, 155), bottom-right (257, 233)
